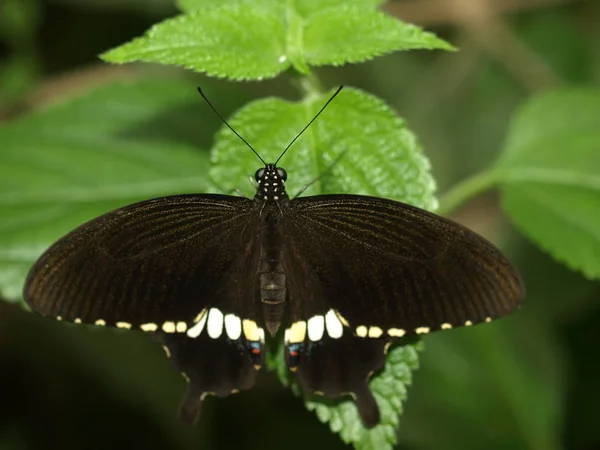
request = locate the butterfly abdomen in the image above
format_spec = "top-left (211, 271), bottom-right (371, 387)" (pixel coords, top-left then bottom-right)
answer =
top-left (258, 222), bottom-right (287, 336)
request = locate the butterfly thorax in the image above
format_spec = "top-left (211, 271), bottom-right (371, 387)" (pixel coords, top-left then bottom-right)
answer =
top-left (254, 164), bottom-right (289, 202)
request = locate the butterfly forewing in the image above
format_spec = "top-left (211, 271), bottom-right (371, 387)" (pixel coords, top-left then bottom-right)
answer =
top-left (282, 194), bottom-right (524, 337)
top-left (24, 194), bottom-right (263, 328)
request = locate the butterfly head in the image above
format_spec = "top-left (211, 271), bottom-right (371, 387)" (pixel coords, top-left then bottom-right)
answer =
top-left (255, 164), bottom-right (288, 201)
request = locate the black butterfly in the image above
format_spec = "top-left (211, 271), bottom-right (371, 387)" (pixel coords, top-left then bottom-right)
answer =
top-left (24, 87), bottom-right (525, 428)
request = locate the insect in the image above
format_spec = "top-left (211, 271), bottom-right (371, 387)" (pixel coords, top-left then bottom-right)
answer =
top-left (24, 86), bottom-right (525, 428)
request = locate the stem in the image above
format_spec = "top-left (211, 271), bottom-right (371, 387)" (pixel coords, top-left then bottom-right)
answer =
top-left (437, 168), bottom-right (500, 216)
top-left (295, 72), bottom-right (325, 100)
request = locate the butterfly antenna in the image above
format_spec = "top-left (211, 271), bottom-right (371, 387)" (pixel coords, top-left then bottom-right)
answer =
top-left (197, 87), bottom-right (266, 166)
top-left (275, 85), bottom-right (344, 166)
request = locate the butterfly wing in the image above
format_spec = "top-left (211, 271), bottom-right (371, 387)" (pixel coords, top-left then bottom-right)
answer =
top-left (281, 194), bottom-right (525, 426)
top-left (24, 194), bottom-right (267, 422)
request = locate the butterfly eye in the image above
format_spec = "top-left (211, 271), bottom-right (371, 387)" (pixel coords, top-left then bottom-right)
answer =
top-left (255, 168), bottom-right (265, 181)
top-left (277, 168), bottom-right (287, 181)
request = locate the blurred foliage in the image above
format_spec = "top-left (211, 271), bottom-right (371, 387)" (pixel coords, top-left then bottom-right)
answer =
top-left (1, 0), bottom-right (599, 450)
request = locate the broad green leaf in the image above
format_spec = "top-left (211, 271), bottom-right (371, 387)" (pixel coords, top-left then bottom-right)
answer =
top-left (0, 78), bottom-right (212, 302)
top-left (493, 88), bottom-right (600, 279)
top-left (303, 6), bottom-right (455, 67)
top-left (101, 6), bottom-right (289, 81)
top-left (292, 0), bottom-right (387, 18)
top-left (176, 0), bottom-right (272, 12)
top-left (212, 87), bottom-right (436, 448)
top-left (210, 87), bottom-right (437, 211)
top-left (105, 3), bottom-right (452, 80)
top-left (177, 0), bottom-right (387, 16)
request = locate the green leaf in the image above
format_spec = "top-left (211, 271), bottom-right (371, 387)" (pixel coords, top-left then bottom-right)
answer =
top-left (493, 88), bottom-right (600, 279)
top-left (303, 6), bottom-right (455, 67)
top-left (292, 0), bottom-right (388, 18)
top-left (101, 5), bottom-right (289, 81)
top-left (176, 0), bottom-right (387, 16)
top-left (176, 0), bottom-right (271, 12)
top-left (105, 3), bottom-right (452, 80)
top-left (212, 87), bottom-right (435, 448)
top-left (210, 87), bottom-right (437, 211)
top-left (0, 78), bottom-right (212, 302)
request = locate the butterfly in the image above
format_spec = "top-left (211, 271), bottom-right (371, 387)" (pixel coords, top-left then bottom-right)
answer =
top-left (23, 86), bottom-right (525, 428)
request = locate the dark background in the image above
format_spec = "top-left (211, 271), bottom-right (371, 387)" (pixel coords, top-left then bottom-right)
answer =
top-left (1, 1), bottom-right (599, 449)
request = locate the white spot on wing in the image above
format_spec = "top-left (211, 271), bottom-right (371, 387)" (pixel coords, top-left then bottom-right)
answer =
top-left (116, 321), bottom-right (132, 329)
top-left (465, 320), bottom-right (473, 326)
top-left (224, 314), bottom-right (242, 340)
top-left (307, 315), bottom-right (325, 341)
top-left (441, 323), bottom-right (452, 329)
top-left (74, 318), bottom-right (82, 324)
top-left (176, 321), bottom-right (187, 333)
top-left (325, 309), bottom-right (343, 339)
top-left (95, 319), bottom-right (106, 326)
top-left (187, 312), bottom-right (208, 338)
top-left (415, 326), bottom-right (430, 334)
top-left (207, 308), bottom-right (224, 339)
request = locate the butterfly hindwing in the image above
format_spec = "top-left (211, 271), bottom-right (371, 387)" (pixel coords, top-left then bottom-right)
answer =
top-left (284, 314), bottom-right (388, 427)
top-left (160, 310), bottom-right (265, 424)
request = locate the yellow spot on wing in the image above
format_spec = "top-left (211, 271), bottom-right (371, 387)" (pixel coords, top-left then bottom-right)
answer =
top-left (441, 323), bottom-right (452, 329)
top-left (242, 319), bottom-right (259, 341)
top-left (387, 328), bottom-right (406, 337)
top-left (368, 326), bottom-right (383, 338)
top-left (356, 325), bottom-right (368, 337)
top-left (162, 321), bottom-right (176, 333)
top-left (415, 326), bottom-right (430, 334)
top-left (289, 321), bottom-right (307, 343)
top-left (176, 321), bottom-right (187, 333)
top-left (485, 317), bottom-right (492, 323)
top-left (74, 318), bottom-right (82, 324)
top-left (95, 319), bottom-right (106, 326)
top-left (465, 320), bottom-right (473, 326)
top-left (193, 309), bottom-right (207, 323)
top-left (116, 322), bottom-right (132, 329)
top-left (335, 311), bottom-right (350, 327)
top-left (140, 323), bottom-right (158, 332)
